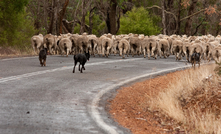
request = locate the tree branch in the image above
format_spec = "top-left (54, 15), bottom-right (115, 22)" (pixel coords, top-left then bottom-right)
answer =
top-left (146, 5), bottom-right (178, 34)
top-left (180, 9), bottom-right (206, 21)
top-left (192, 18), bottom-right (205, 36)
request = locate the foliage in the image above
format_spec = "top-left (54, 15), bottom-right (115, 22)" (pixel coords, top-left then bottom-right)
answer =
top-left (0, 0), bottom-right (36, 50)
top-left (73, 12), bottom-right (106, 36)
top-left (118, 7), bottom-right (161, 35)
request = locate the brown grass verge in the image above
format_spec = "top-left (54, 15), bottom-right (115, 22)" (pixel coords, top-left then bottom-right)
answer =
top-left (0, 46), bottom-right (36, 59)
top-left (109, 64), bottom-right (221, 134)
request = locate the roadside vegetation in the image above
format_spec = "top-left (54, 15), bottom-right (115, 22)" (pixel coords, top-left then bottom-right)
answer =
top-left (148, 64), bottom-right (221, 133)
top-left (110, 64), bottom-right (221, 134)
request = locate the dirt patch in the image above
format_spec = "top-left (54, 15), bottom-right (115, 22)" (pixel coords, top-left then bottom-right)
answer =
top-left (109, 67), bottom-right (221, 134)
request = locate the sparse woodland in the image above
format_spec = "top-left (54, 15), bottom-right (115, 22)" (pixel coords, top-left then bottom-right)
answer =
top-left (1, 0), bottom-right (221, 49)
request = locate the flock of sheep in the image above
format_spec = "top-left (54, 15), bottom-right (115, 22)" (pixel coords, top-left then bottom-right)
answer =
top-left (31, 32), bottom-right (221, 63)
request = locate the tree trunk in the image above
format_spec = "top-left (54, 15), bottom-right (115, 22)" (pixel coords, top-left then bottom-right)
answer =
top-left (166, 0), bottom-right (174, 35)
top-left (48, 0), bottom-right (55, 34)
top-left (176, 0), bottom-right (182, 34)
top-left (34, 0), bottom-right (41, 34)
top-left (80, 0), bottom-right (86, 34)
top-left (59, 0), bottom-right (69, 34)
top-left (184, 0), bottom-right (198, 36)
top-left (201, 0), bottom-right (208, 35)
top-left (72, 0), bottom-right (80, 33)
top-left (109, 0), bottom-right (117, 34)
top-left (88, 7), bottom-right (96, 34)
top-left (161, 0), bottom-right (166, 35)
top-left (44, 0), bottom-right (49, 33)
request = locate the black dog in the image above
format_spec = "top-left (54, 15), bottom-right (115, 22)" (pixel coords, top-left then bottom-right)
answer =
top-left (191, 52), bottom-right (200, 69)
top-left (73, 51), bottom-right (90, 73)
top-left (39, 48), bottom-right (47, 66)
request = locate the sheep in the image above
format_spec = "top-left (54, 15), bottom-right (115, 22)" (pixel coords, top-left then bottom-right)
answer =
top-left (201, 42), bottom-right (215, 62)
top-left (76, 33), bottom-right (90, 54)
top-left (87, 34), bottom-right (99, 57)
top-left (212, 46), bottom-right (221, 63)
top-left (43, 34), bottom-right (57, 55)
top-left (69, 34), bottom-right (80, 55)
top-left (158, 39), bottom-right (170, 58)
top-left (72, 51), bottom-right (90, 73)
top-left (97, 35), bottom-right (107, 57)
top-left (112, 35), bottom-right (121, 56)
top-left (58, 36), bottom-right (72, 57)
top-left (182, 41), bottom-right (191, 62)
top-left (31, 34), bottom-right (44, 54)
top-left (171, 39), bottom-right (183, 60)
top-left (141, 37), bottom-right (158, 59)
top-left (39, 48), bottom-right (47, 67)
top-left (129, 36), bottom-right (142, 57)
top-left (101, 36), bottom-right (114, 57)
top-left (118, 37), bottom-right (130, 59)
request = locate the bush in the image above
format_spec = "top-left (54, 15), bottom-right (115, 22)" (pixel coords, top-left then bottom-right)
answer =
top-left (118, 7), bottom-right (162, 35)
top-left (0, 0), bottom-right (36, 52)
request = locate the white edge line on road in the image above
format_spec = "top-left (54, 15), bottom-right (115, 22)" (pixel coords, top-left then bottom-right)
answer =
top-left (89, 65), bottom-right (192, 134)
top-left (0, 58), bottom-right (141, 83)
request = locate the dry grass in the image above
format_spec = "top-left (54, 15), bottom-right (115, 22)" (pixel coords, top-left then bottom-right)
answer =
top-left (0, 46), bottom-right (36, 58)
top-left (149, 64), bottom-right (221, 133)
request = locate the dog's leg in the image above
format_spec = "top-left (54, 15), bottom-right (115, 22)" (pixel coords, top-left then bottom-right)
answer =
top-left (43, 58), bottom-right (46, 66)
top-left (79, 64), bottom-right (81, 71)
top-left (39, 58), bottom-right (43, 66)
top-left (73, 61), bottom-right (77, 73)
top-left (80, 65), bottom-right (84, 73)
top-left (82, 65), bottom-right (85, 70)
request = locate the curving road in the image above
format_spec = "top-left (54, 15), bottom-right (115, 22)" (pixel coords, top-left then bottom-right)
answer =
top-left (0, 55), bottom-right (190, 134)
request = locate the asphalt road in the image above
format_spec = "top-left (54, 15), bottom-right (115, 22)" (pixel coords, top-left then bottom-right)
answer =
top-left (0, 55), bottom-right (191, 134)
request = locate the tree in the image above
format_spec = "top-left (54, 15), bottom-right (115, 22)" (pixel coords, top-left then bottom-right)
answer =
top-left (118, 7), bottom-right (161, 35)
top-left (0, 0), bottom-right (36, 47)
top-left (184, 0), bottom-right (198, 36)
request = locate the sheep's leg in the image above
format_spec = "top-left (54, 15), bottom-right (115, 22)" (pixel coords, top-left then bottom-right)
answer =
top-left (119, 48), bottom-right (123, 56)
top-left (158, 49), bottom-right (162, 58)
top-left (154, 50), bottom-right (157, 59)
top-left (102, 46), bottom-right (105, 57)
top-left (137, 47), bottom-right (141, 56)
top-left (143, 48), bottom-right (146, 58)
top-left (151, 47), bottom-right (155, 57)
top-left (123, 49), bottom-right (127, 59)
top-left (106, 47), bottom-right (110, 57)
top-left (49, 45), bottom-right (53, 55)
top-left (66, 48), bottom-right (69, 57)
top-left (147, 49), bottom-right (150, 60)
top-left (131, 48), bottom-right (134, 57)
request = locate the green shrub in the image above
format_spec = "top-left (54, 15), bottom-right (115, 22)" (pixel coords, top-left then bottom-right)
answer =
top-left (0, 0), bottom-right (36, 51)
top-left (118, 7), bottom-right (162, 35)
